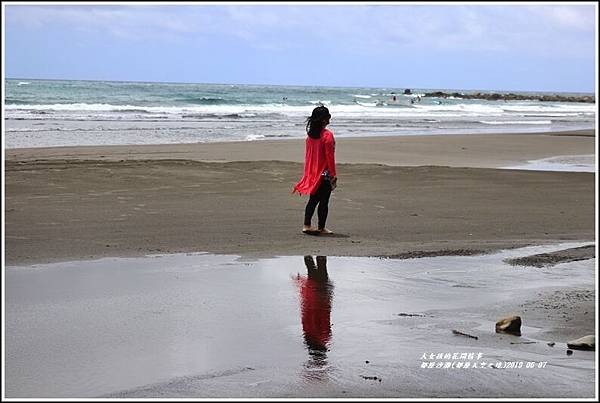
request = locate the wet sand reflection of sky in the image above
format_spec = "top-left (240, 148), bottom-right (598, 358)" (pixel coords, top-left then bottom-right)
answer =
top-left (4, 242), bottom-right (595, 398)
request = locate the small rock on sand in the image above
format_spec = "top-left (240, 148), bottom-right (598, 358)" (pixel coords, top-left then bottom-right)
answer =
top-left (566, 335), bottom-right (595, 351)
top-left (496, 315), bottom-right (522, 336)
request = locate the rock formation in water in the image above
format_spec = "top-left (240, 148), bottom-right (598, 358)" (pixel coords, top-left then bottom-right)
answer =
top-left (423, 91), bottom-right (594, 103)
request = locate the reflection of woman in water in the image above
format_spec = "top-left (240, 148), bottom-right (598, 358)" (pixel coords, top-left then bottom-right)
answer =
top-left (294, 256), bottom-right (334, 377)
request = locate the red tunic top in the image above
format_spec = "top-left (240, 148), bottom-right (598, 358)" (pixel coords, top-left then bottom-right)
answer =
top-left (292, 129), bottom-right (336, 196)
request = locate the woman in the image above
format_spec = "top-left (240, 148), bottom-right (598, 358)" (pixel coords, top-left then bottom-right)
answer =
top-left (292, 106), bottom-right (337, 235)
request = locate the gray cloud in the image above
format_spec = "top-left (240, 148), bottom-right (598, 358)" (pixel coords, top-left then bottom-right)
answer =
top-left (5, 3), bottom-right (596, 57)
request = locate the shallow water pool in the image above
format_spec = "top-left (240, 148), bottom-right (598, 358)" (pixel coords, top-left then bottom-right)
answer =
top-left (5, 242), bottom-right (596, 398)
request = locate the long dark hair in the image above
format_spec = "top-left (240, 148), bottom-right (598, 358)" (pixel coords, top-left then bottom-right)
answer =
top-left (305, 106), bottom-right (331, 139)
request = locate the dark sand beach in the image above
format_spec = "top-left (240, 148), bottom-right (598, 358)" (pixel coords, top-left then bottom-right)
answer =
top-left (4, 130), bottom-right (596, 265)
top-left (4, 130), bottom-right (597, 398)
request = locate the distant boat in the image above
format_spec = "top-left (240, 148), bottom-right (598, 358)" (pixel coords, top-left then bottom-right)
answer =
top-left (17, 82), bottom-right (30, 86)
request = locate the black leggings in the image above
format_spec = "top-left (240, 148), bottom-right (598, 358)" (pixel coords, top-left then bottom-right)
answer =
top-left (304, 180), bottom-right (332, 229)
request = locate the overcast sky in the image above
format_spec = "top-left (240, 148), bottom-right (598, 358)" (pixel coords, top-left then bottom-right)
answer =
top-left (3, 3), bottom-right (597, 92)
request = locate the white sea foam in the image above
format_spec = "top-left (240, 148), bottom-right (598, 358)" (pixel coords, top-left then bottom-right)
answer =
top-left (412, 103), bottom-right (505, 114)
top-left (6, 101), bottom-right (594, 117)
top-left (5, 127), bottom-right (60, 132)
top-left (521, 113), bottom-right (581, 117)
top-left (5, 103), bottom-right (166, 112)
top-left (355, 101), bottom-right (378, 107)
top-left (502, 104), bottom-right (596, 113)
top-left (503, 155), bottom-right (596, 172)
top-left (245, 134), bottom-right (266, 141)
top-left (352, 94), bottom-right (372, 99)
top-left (480, 120), bottom-right (552, 125)
top-left (2, 102), bottom-right (449, 119)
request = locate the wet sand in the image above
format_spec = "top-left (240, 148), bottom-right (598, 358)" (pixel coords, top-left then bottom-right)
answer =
top-left (4, 131), bottom-right (596, 265)
top-left (505, 245), bottom-right (596, 267)
top-left (5, 129), bottom-right (595, 168)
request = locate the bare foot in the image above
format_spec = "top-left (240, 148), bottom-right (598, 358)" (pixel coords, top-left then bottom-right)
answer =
top-left (319, 228), bottom-right (334, 235)
top-left (302, 225), bottom-right (318, 234)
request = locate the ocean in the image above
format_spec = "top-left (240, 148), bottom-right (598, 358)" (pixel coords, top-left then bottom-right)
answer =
top-left (3, 79), bottom-right (596, 149)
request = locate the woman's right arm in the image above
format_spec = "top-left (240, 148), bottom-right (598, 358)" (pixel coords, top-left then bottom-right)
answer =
top-left (324, 132), bottom-right (337, 178)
